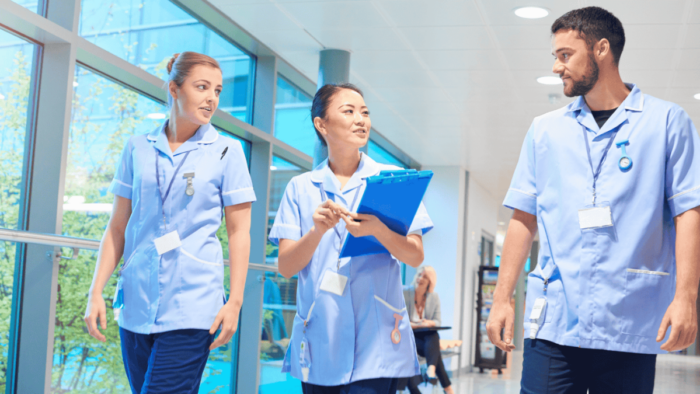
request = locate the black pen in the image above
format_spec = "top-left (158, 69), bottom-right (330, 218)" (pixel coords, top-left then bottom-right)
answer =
top-left (220, 146), bottom-right (228, 160)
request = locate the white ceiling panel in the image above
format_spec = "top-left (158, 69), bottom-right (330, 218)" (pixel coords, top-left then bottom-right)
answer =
top-left (374, 0), bottom-right (483, 27)
top-left (580, 0), bottom-right (690, 24)
top-left (253, 29), bottom-right (322, 52)
top-left (676, 49), bottom-right (700, 69)
top-left (280, 2), bottom-right (389, 31)
top-left (212, 3), bottom-right (300, 31)
top-left (415, 50), bottom-right (506, 70)
top-left (491, 25), bottom-right (553, 50)
top-left (310, 27), bottom-right (405, 51)
top-left (397, 26), bottom-right (494, 50)
top-left (625, 24), bottom-right (682, 49)
top-left (478, 0), bottom-right (578, 26)
top-left (351, 51), bottom-right (423, 72)
top-left (619, 49), bottom-right (677, 70)
top-left (682, 24), bottom-right (700, 48)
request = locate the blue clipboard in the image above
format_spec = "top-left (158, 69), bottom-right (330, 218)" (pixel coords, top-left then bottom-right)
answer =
top-left (339, 169), bottom-right (433, 258)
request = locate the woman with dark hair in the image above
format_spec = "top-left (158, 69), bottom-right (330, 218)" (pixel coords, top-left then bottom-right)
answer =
top-left (269, 83), bottom-right (434, 394)
top-left (84, 51), bottom-right (255, 393)
top-left (403, 266), bottom-right (454, 394)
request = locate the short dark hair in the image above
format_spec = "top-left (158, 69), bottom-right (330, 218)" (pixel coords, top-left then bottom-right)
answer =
top-left (551, 7), bottom-right (625, 65)
top-left (311, 83), bottom-right (364, 146)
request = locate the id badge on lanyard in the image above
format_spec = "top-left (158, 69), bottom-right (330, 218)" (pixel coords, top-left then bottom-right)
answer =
top-left (153, 149), bottom-right (190, 254)
top-left (579, 127), bottom-right (617, 230)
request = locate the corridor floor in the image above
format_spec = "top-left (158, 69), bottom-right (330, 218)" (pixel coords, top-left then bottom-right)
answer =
top-left (407, 351), bottom-right (700, 394)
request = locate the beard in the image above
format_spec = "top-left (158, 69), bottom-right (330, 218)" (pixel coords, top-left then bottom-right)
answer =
top-left (563, 53), bottom-right (599, 97)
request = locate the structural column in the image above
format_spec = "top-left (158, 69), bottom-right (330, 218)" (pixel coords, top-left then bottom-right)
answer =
top-left (11, 0), bottom-right (80, 392)
top-left (313, 49), bottom-right (352, 167)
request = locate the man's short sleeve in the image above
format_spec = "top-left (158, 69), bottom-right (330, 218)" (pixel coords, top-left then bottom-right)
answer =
top-left (108, 139), bottom-right (135, 199)
top-left (665, 106), bottom-right (700, 217)
top-left (503, 122), bottom-right (537, 215)
top-left (221, 141), bottom-right (256, 206)
top-left (268, 179), bottom-right (303, 245)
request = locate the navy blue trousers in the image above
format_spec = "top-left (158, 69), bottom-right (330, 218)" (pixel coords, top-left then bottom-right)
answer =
top-left (120, 327), bottom-right (213, 394)
top-left (521, 339), bottom-right (656, 394)
top-left (301, 378), bottom-right (398, 394)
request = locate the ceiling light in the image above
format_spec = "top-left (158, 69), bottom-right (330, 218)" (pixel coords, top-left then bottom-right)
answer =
top-left (694, 93), bottom-right (700, 100)
top-left (514, 6), bottom-right (549, 19)
top-left (537, 76), bottom-right (562, 85)
top-left (147, 113), bottom-right (166, 119)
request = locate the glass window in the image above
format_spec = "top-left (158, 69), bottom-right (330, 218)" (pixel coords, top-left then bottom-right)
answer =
top-left (11, 0), bottom-right (41, 13)
top-left (259, 272), bottom-right (301, 394)
top-left (54, 66), bottom-right (243, 392)
top-left (79, 0), bottom-right (255, 122)
top-left (274, 77), bottom-right (314, 157)
top-left (367, 140), bottom-right (406, 168)
top-left (266, 156), bottom-right (305, 264)
top-left (0, 28), bottom-right (38, 390)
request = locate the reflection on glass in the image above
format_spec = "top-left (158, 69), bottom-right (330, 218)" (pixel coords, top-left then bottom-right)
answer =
top-left (266, 157), bottom-right (305, 264)
top-left (259, 273), bottom-right (301, 394)
top-left (274, 77), bottom-right (314, 156)
top-left (367, 140), bottom-right (406, 168)
top-left (79, 0), bottom-right (254, 122)
top-left (0, 28), bottom-right (36, 391)
top-left (56, 67), bottom-right (243, 393)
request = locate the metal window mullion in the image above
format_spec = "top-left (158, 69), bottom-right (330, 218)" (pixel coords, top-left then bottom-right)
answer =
top-left (11, 0), bottom-right (81, 392)
top-left (235, 140), bottom-right (272, 393)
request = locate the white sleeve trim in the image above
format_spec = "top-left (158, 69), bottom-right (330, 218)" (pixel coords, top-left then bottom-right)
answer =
top-left (222, 186), bottom-right (253, 196)
top-left (113, 179), bottom-right (132, 189)
top-left (510, 188), bottom-right (536, 198)
top-left (274, 224), bottom-right (301, 230)
top-left (668, 184), bottom-right (700, 201)
top-left (407, 229), bottom-right (422, 236)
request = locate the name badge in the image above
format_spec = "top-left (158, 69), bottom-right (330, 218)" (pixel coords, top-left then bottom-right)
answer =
top-left (319, 269), bottom-right (348, 296)
top-left (154, 231), bottom-right (181, 255)
top-left (578, 204), bottom-right (613, 229)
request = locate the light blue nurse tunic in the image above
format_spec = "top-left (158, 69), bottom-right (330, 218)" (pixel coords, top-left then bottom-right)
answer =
top-left (109, 120), bottom-right (256, 334)
top-left (269, 153), bottom-right (433, 386)
top-left (504, 84), bottom-right (700, 354)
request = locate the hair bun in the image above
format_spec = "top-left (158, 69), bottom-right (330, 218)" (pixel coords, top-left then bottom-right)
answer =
top-left (166, 53), bottom-right (180, 74)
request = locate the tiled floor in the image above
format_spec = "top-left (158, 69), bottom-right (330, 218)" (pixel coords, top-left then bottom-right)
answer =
top-left (406, 351), bottom-right (700, 394)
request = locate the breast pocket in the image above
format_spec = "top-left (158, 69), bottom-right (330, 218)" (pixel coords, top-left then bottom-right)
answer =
top-left (620, 269), bottom-right (674, 337)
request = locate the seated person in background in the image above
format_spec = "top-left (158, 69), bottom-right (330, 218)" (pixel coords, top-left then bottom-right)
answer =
top-left (403, 266), bottom-right (454, 394)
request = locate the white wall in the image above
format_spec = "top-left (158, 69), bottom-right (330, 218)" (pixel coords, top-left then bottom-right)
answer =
top-left (421, 167), bottom-right (500, 373)
top-left (457, 176), bottom-right (500, 372)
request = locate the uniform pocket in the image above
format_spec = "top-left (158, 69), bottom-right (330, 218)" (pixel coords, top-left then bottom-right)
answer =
top-left (620, 269), bottom-right (673, 337)
top-left (179, 248), bottom-right (223, 296)
top-left (374, 295), bottom-right (414, 360)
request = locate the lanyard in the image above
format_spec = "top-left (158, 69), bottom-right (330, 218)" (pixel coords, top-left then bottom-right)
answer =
top-left (319, 183), bottom-right (362, 270)
top-left (582, 127), bottom-right (618, 205)
top-left (155, 149), bottom-right (190, 228)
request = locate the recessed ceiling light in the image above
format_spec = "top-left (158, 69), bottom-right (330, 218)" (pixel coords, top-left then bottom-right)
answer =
top-left (537, 76), bottom-right (562, 85)
top-left (146, 113), bottom-right (166, 119)
top-left (694, 93), bottom-right (700, 100)
top-left (514, 6), bottom-right (549, 19)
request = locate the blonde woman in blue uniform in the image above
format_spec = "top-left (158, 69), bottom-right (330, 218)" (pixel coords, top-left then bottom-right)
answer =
top-left (269, 83), bottom-right (433, 394)
top-left (84, 52), bottom-right (256, 393)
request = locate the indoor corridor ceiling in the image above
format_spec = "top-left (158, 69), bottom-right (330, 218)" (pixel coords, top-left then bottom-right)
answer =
top-left (208, 0), bottom-right (700, 203)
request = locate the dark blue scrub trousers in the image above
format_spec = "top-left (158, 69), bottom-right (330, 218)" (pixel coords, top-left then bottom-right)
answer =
top-left (521, 339), bottom-right (657, 394)
top-left (120, 327), bottom-right (213, 394)
top-left (301, 378), bottom-right (398, 394)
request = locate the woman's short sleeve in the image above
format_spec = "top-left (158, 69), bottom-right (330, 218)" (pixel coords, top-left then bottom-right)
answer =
top-left (108, 139), bottom-right (135, 199)
top-left (408, 202), bottom-right (433, 235)
top-left (221, 140), bottom-right (256, 206)
top-left (268, 178), bottom-right (303, 245)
